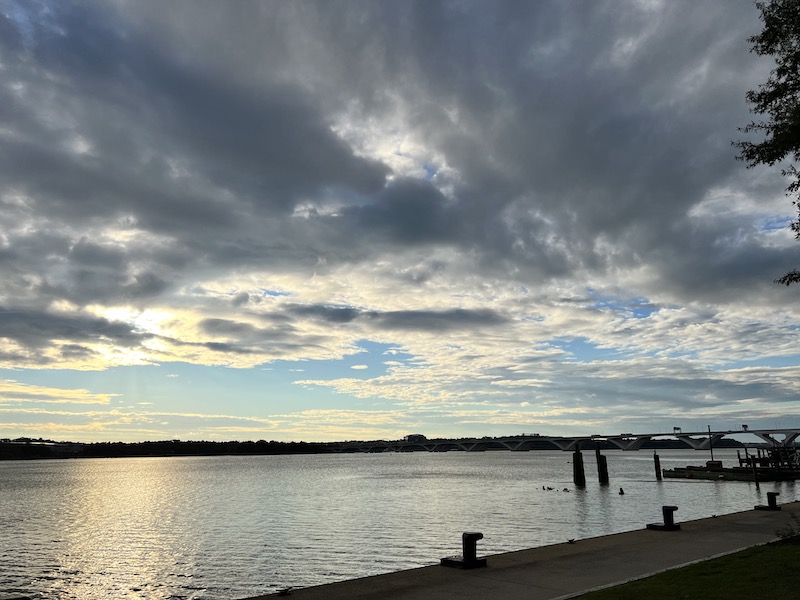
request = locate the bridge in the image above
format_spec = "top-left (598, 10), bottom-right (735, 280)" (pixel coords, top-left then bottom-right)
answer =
top-left (329, 428), bottom-right (800, 453)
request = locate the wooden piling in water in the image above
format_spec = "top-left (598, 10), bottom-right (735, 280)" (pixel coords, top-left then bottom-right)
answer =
top-left (750, 456), bottom-right (760, 490)
top-left (573, 448), bottom-right (586, 487)
top-left (595, 444), bottom-right (609, 485)
top-left (654, 451), bottom-right (662, 481)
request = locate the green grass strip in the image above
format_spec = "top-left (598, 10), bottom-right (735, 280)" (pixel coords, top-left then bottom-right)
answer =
top-left (579, 537), bottom-right (800, 600)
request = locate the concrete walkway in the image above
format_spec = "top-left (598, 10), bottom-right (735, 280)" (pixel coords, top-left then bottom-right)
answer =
top-left (244, 501), bottom-right (800, 600)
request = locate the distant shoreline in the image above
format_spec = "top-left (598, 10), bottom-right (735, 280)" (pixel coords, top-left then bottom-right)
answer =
top-left (0, 437), bottom-right (746, 461)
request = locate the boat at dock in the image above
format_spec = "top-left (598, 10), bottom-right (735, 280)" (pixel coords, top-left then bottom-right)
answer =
top-left (663, 446), bottom-right (800, 482)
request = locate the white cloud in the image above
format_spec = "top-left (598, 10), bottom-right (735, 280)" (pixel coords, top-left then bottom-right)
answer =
top-left (0, 380), bottom-right (116, 405)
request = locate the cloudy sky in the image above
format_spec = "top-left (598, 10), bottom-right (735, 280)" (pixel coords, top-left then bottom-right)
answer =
top-left (1, 0), bottom-right (799, 443)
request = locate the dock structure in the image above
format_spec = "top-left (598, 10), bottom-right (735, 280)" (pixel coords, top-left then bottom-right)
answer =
top-left (245, 502), bottom-right (800, 600)
top-left (328, 428), bottom-right (800, 453)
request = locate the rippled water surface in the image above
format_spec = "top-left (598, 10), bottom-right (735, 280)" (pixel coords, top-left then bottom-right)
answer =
top-left (1, 449), bottom-right (796, 599)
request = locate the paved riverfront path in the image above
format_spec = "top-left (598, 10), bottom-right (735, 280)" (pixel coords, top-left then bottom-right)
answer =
top-left (244, 501), bottom-right (800, 600)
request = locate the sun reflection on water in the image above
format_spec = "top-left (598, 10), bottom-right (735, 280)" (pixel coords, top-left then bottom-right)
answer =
top-left (38, 458), bottom-right (204, 599)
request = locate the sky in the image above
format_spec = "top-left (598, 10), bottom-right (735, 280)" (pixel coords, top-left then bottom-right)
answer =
top-left (1, 0), bottom-right (799, 443)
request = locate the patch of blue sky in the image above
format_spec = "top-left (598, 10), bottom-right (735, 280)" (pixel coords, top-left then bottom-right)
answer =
top-left (587, 288), bottom-right (657, 319)
top-left (0, 342), bottom-right (418, 425)
top-left (759, 215), bottom-right (793, 231)
top-left (547, 337), bottom-right (629, 362)
top-left (5, 2), bottom-right (35, 49)
top-left (0, 361), bottom-right (371, 420)
top-left (0, 363), bottom-right (330, 414)
top-left (260, 288), bottom-right (291, 298)
top-left (282, 340), bottom-right (413, 381)
top-left (0, 368), bottom-right (123, 402)
top-left (422, 163), bottom-right (438, 180)
top-left (716, 354), bottom-right (800, 371)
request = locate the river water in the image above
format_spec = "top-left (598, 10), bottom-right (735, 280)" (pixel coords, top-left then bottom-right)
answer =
top-left (0, 449), bottom-right (796, 599)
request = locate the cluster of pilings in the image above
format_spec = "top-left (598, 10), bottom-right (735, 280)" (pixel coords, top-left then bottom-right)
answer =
top-left (572, 443), bottom-right (663, 487)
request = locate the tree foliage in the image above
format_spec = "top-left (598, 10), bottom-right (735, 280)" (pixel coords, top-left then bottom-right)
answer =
top-left (735, 0), bottom-right (800, 284)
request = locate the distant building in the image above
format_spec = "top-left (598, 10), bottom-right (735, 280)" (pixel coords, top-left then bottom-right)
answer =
top-left (404, 434), bottom-right (427, 443)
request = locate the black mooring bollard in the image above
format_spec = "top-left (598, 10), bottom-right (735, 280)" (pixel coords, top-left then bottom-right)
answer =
top-left (573, 448), bottom-right (586, 487)
top-left (662, 505), bottom-right (678, 527)
top-left (646, 505), bottom-right (680, 531)
top-left (462, 532), bottom-right (481, 563)
top-left (654, 452), bottom-right (662, 481)
top-left (441, 532), bottom-right (488, 569)
top-left (755, 491), bottom-right (781, 511)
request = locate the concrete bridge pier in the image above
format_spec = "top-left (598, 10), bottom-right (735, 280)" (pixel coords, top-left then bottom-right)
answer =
top-left (675, 433), bottom-right (724, 451)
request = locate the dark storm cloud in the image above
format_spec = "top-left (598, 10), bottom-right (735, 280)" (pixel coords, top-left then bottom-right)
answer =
top-left (187, 0), bottom-right (788, 296)
top-left (0, 228), bottom-right (184, 308)
top-left (0, 307), bottom-right (149, 352)
top-left (69, 239), bottom-right (126, 270)
top-left (342, 178), bottom-right (457, 244)
top-left (0, 0), bottom-right (391, 311)
top-left (646, 227), bottom-right (800, 300)
top-left (193, 317), bottom-right (336, 360)
top-left (287, 305), bottom-right (362, 324)
top-left (376, 308), bottom-right (507, 331)
top-left (59, 344), bottom-right (97, 360)
top-left (385, 1), bottom-right (791, 290)
top-left (3, 0), bottom-right (786, 303)
top-left (231, 293), bottom-right (251, 308)
top-left (1, 1), bottom-right (387, 218)
top-left (200, 318), bottom-right (261, 337)
top-left (286, 304), bottom-right (506, 331)
top-left (36, 272), bottom-right (168, 306)
top-left (202, 342), bottom-right (259, 355)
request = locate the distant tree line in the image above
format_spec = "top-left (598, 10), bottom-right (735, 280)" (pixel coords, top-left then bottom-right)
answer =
top-left (0, 438), bottom-right (331, 460)
top-left (0, 436), bottom-right (746, 461)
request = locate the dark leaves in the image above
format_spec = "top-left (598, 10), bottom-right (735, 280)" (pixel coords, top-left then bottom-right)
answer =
top-left (735, 0), bottom-right (800, 283)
